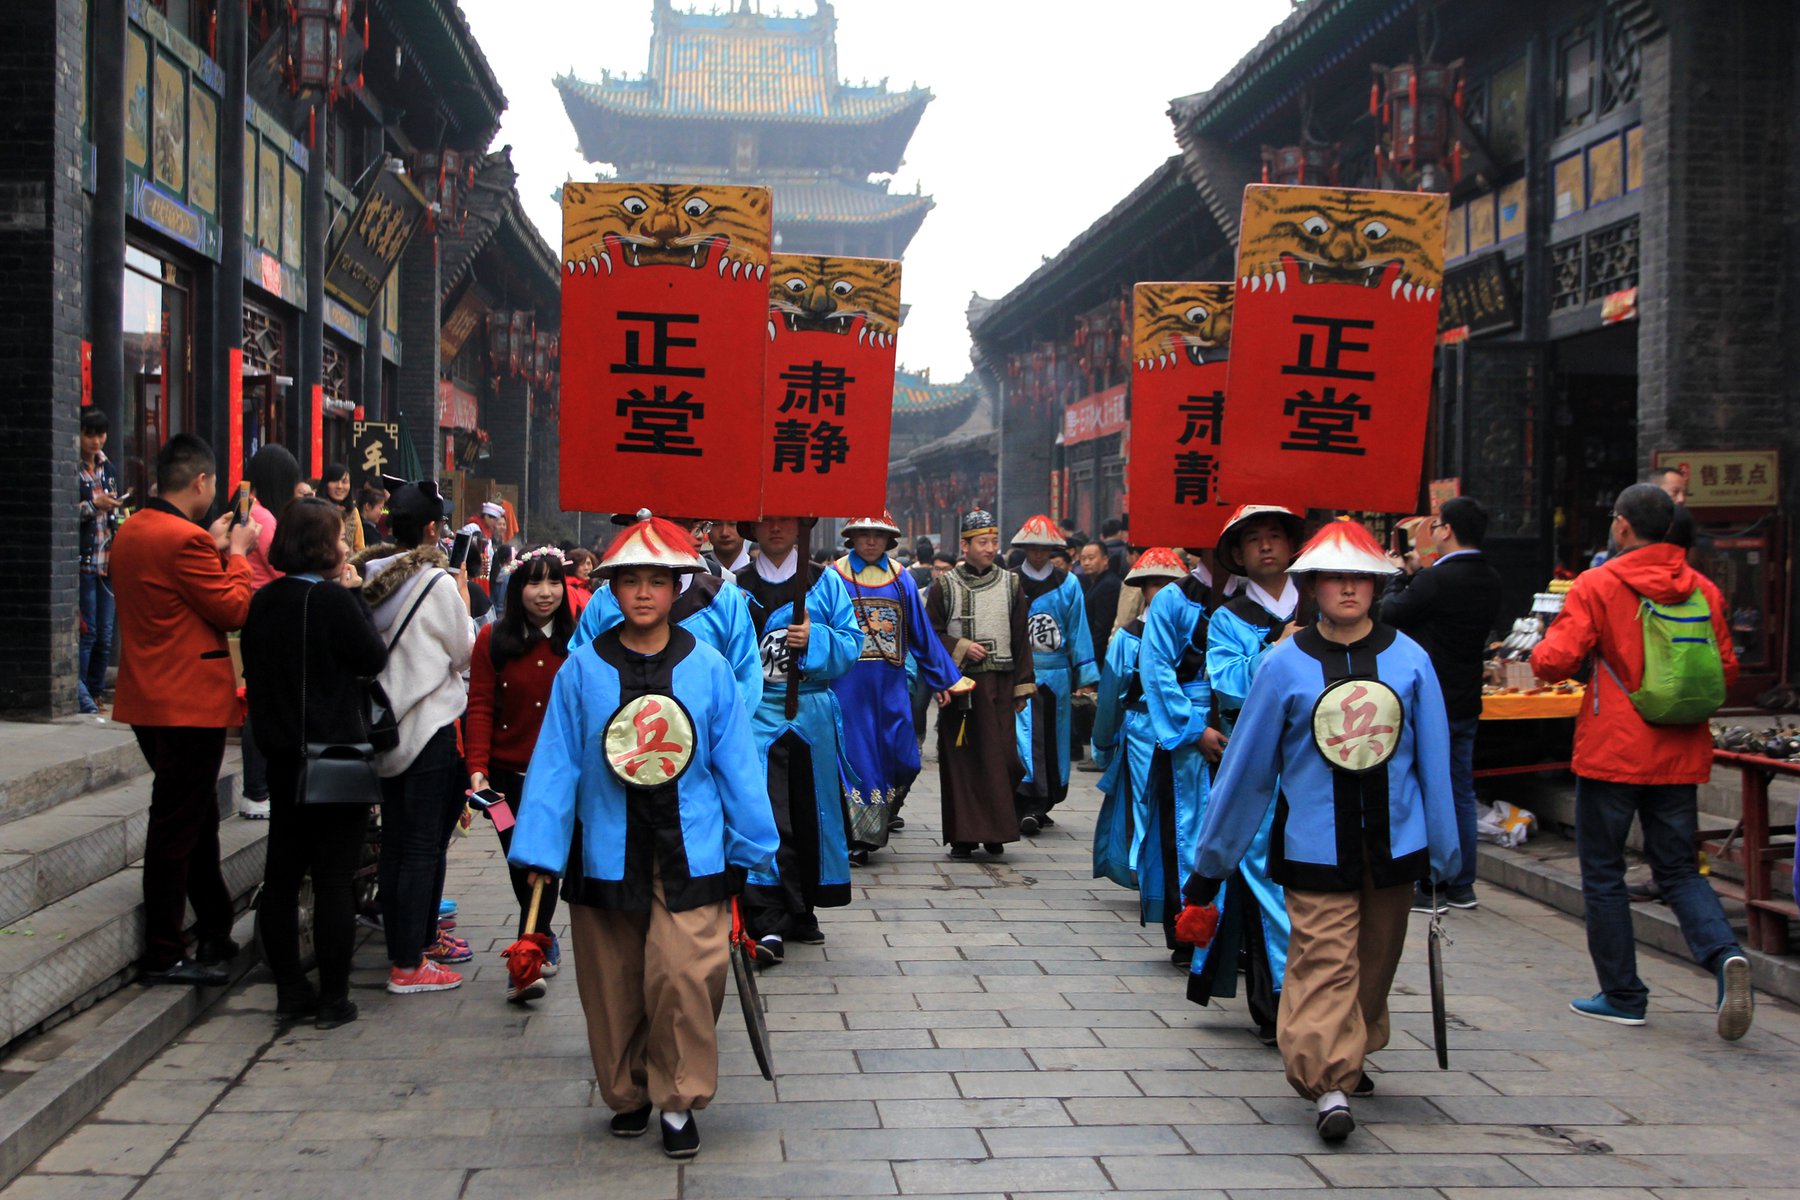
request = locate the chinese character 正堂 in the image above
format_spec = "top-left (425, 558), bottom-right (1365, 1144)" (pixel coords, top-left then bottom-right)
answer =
top-left (611, 311), bottom-right (704, 378)
top-left (617, 385), bottom-right (704, 457)
top-left (1280, 386), bottom-right (1370, 456)
top-left (1280, 315), bottom-right (1376, 381)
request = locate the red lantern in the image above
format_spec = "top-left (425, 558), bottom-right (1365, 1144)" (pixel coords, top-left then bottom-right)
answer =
top-left (487, 310), bottom-right (513, 371)
top-left (415, 148), bottom-right (467, 232)
top-left (1260, 142), bottom-right (1341, 187)
top-left (509, 312), bottom-right (531, 379)
top-left (288, 0), bottom-right (343, 92)
top-left (1371, 58), bottom-right (1464, 191)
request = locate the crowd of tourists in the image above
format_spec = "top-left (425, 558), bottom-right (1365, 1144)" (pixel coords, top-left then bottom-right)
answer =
top-left (95, 435), bottom-right (1757, 1157)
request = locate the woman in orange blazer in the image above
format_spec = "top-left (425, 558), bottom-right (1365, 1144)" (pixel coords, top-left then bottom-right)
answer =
top-left (110, 434), bottom-right (260, 986)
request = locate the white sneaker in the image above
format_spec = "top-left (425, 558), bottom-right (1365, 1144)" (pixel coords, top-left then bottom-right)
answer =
top-left (238, 797), bottom-right (271, 820)
top-left (506, 977), bottom-right (547, 1003)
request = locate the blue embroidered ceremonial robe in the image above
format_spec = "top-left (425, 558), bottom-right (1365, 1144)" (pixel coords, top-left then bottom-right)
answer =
top-left (737, 558), bottom-right (863, 917)
top-left (1014, 567), bottom-right (1098, 818)
top-left (1091, 619), bottom-right (1156, 892)
top-left (830, 552), bottom-right (963, 823)
top-left (1188, 590), bottom-right (1299, 1013)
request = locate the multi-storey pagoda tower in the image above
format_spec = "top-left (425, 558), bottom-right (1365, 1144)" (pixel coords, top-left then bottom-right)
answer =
top-left (557, 0), bottom-right (934, 259)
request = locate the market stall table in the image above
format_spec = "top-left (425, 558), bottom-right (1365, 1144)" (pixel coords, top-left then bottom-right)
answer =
top-left (1705, 749), bottom-right (1799, 954)
top-left (1473, 689), bottom-right (1582, 778)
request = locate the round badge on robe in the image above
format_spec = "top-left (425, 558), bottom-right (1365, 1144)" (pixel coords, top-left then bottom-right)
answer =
top-left (1310, 678), bottom-right (1404, 774)
top-left (604, 694), bottom-right (696, 788)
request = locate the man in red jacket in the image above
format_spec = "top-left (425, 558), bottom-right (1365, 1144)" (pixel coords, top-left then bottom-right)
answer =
top-left (112, 434), bottom-right (259, 987)
top-left (1532, 483), bottom-right (1751, 1040)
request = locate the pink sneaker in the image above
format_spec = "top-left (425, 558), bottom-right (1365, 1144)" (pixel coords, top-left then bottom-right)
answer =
top-left (387, 960), bottom-right (464, 994)
top-left (425, 932), bottom-right (473, 964)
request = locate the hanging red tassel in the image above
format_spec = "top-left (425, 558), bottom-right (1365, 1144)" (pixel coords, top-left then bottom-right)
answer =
top-left (1369, 81), bottom-right (1380, 119)
top-left (1453, 78), bottom-right (1465, 115)
top-left (1451, 141), bottom-right (1463, 183)
top-left (363, 5), bottom-right (369, 48)
top-left (1261, 161), bottom-right (1269, 183)
top-left (308, 105), bottom-right (316, 147)
top-left (1297, 156), bottom-right (1306, 186)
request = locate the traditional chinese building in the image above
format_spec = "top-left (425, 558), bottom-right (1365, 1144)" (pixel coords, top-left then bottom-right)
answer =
top-left (557, 0), bottom-right (934, 259)
top-left (2, 0), bottom-right (559, 716)
top-left (885, 359), bottom-right (989, 549)
top-left (968, 157), bottom-right (1231, 540)
top-left (1166, 0), bottom-right (1800, 696)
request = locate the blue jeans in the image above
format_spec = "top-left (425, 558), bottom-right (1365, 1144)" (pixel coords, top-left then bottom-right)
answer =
top-left (1448, 716), bottom-right (1480, 888)
top-left (1574, 776), bottom-right (1741, 1014)
top-left (77, 573), bottom-right (115, 711)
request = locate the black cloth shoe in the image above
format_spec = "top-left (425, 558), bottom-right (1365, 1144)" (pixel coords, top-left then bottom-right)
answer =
top-left (1038, 813), bottom-right (1056, 828)
top-left (888, 815), bottom-right (906, 831)
top-left (661, 1112), bottom-right (700, 1159)
top-left (194, 937), bottom-right (240, 966)
top-left (948, 843), bottom-right (975, 861)
top-left (847, 849), bottom-right (870, 867)
top-left (314, 1000), bottom-right (358, 1031)
top-left (275, 984), bottom-right (319, 1020)
top-left (610, 1103), bottom-right (653, 1138)
top-left (142, 960), bottom-right (229, 987)
top-left (752, 935), bottom-right (784, 968)
top-left (1352, 1072), bottom-right (1375, 1097)
top-left (982, 842), bottom-right (1005, 857)
top-left (1170, 947), bottom-right (1194, 970)
top-left (1019, 814), bottom-right (1041, 837)
top-left (1316, 1099), bottom-right (1354, 1141)
top-left (1256, 1023), bottom-right (1279, 1047)
top-left (1444, 885), bottom-right (1479, 910)
top-left (790, 920), bottom-right (826, 946)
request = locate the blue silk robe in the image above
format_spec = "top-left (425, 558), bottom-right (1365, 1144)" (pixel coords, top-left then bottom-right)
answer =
top-left (1015, 568), bottom-right (1098, 812)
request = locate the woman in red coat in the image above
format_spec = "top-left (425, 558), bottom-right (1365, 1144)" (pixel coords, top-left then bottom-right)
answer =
top-left (467, 546), bottom-right (576, 1001)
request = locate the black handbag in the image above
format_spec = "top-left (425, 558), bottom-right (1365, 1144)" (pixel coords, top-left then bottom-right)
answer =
top-left (297, 583), bottom-right (384, 807)
top-left (365, 572), bottom-right (442, 754)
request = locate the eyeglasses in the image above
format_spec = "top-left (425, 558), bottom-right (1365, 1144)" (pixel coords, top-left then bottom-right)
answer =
top-left (689, 520), bottom-right (715, 537)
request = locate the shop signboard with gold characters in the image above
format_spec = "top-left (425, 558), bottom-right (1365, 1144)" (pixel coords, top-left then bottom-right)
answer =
top-left (1221, 185), bottom-right (1448, 514)
top-left (559, 183), bottom-right (773, 514)
top-left (760, 254), bottom-right (901, 517)
top-left (1127, 281), bottom-right (1241, 548)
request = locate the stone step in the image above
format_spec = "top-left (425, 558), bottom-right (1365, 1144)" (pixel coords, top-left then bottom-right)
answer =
top-left (0, 720), bottom-right (147, 829)
top-left (0, 763), bottom-right (247, 931)
top-left (0, 814), bottom-right (268, 1048)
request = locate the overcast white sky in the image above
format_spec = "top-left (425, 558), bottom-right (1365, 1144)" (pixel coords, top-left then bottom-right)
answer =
top-left (459, 0), bottom-right (1294, 380)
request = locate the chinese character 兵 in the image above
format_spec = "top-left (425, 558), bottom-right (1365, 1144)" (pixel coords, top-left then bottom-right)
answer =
top-left (1280, 314), bottom-right (1377, 381)
top-left (1280, 386), bottom-right (1371, 456)
top-left (1323, 683), bottom-right (1396, 762)
top-left (1177, 391), bottom-right (1225, 446)
top-left (1172, 451), bottom-right (1215, 505)
top-left (616, 385), bottom-right (704, 457)
top-left (611, 311), bottom-right (704, 378)
top-left (778, 360), bottom-right (855, 416)
top-left (610, 698), bottom-right (686, 780)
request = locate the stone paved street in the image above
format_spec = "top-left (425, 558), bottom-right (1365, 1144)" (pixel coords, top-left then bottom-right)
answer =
top-left (7, 760), bottom-right (1799, 1200)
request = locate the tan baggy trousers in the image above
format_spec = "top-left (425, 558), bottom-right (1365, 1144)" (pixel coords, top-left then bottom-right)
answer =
top-left (1277, 867), bottom-right (1413, 1100)
top-left (568, 873), bottom-right (731, 1114)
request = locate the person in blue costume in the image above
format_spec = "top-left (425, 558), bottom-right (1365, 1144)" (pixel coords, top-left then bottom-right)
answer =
top-left (1187, 504), bottom-right (1309, 1039)
top-left (1092, 548), bottom-right (1189, 892)
top-left (734, 515), bottom-right (864, 968)
top-left (1137, 542), bottom-right (1231, 965)
top-left (1009, 514), bottom-right (1099, 837)
top-left (830, 511), bottom-right (965, 865)
top-left (508, 516), bottom-right (779, 1161)
top-left (570, 511), bottom-right (762, 714)
top-left (1177, 520), bottom-right (1458, 1144)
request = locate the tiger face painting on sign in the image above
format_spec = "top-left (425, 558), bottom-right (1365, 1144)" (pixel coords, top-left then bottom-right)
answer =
top-left (558, 183), bottom-right (774, 514)
top-left (1128, 282), bottom-right (1238, 549)
top-left (1220, 186), bottom-right (1448, 515)
top-left (761, 254), bottom-right (902, 517)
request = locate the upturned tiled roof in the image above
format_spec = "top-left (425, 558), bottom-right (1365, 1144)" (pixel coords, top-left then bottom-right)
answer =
top-left (893, 369), bottom-right (978, 418)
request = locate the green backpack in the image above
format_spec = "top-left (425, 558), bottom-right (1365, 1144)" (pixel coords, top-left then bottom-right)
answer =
top-left (1602, 589), bottom-right (1727, 725)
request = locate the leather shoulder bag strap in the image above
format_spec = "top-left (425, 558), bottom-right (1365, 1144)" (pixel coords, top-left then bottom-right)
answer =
top-left (386, 570), bottom-right (445, 655)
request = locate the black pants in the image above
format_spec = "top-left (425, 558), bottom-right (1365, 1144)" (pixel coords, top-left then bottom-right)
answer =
top-left (377, 724), bottom-right (464, 966)
top-left (132, 725), bottom-right (233, 970)
top-left (490, 766), bottom-right (559, 938)
top-left (745, 731), bottom-right (823, 940)
top-left (260, 752), bottom-right (369, 1004)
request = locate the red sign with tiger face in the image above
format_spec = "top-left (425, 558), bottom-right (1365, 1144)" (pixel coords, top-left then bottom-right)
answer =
top-left (558, 183), bottom-right (773, 514)
top-left (759, 254), bottom-right (901, 517)
top-left (1127, 282), bottom-right (1238, 548)
top-left (1221, 186), bottom-right (1447, 514)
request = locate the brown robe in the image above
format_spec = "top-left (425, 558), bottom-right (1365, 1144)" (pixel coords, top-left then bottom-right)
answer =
top-left (926, 565), bottom-right (1035, 845)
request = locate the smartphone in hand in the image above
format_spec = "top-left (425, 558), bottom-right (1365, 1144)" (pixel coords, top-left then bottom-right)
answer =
top-left (448, 530), bottom-right (473, 570)
top-left (232, 481), bottom-right (254, 527)
top-left (467, 787), bottom-right (513, 831)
